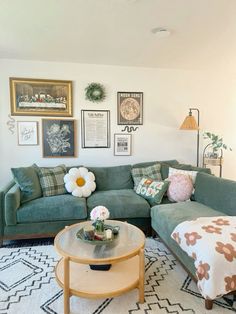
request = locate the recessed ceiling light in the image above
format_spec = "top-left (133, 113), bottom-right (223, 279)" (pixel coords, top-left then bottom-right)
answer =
top-left (151, 27), bottom-right (171, 38)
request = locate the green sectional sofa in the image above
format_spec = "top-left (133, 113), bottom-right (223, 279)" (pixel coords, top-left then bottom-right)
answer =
top-left (0, 160), bottom-right (178, 245)
top-left (0, 160), bottom-right (210, 246)
top-left (151, 172), bottom-right (236, 309)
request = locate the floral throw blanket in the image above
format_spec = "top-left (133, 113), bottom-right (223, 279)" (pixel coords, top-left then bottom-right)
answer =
top-left (171, 216), bottom-right (236, 300)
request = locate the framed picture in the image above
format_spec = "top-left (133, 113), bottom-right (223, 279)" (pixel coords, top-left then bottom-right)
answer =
top-left (42, 119), bottom-right (76, 157)
top-left (81, 110), bottom-right (110, 148)
top-left (114, 133), bottom-right (132, 156)
top-left (10, 77), bottom-right (72, 116)
top-left (117, 92), bottom-right (143, 125)
top-left (17, 121), bottom-right (38, 146)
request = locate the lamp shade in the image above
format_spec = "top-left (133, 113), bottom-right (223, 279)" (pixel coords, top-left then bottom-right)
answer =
top-left (180, 115), bottom-right (199, 130)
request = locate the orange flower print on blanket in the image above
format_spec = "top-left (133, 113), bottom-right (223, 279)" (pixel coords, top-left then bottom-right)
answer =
top-left (197, 261), bottom-right (210, 280)
top-left (231, 233), bottom-right (236, 242)
top-left (225, 275), bottom-right (236, 292)
top-left (172, 232), bottom-right (181, 244)
top-left (202, 225), bottom-right (222, 234)
top-left (215, 242), bottom-right (236, 262)
top-left (212, 218), bottom-right (230, 226)
top-left (185, 232), bottom-right (202, 246)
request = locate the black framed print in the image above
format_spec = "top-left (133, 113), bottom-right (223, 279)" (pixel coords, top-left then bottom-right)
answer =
top-left (117, 92), bottom-right (143, 125)
top-left (81, 110), bottom-right (110, 148)
top-left (42, 119), bottom-right (76, 157)
top-left (114, 133), bottom-right (132, 156)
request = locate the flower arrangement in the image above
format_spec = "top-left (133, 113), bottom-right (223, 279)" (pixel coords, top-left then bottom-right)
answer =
top-left (90, 206), bottom-right (110, 221)
top-left (90, 206), bottom-right (110, 235)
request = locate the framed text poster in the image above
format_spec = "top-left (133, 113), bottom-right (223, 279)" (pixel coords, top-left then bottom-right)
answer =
top-left (81, 110), bottom-right (110, 148)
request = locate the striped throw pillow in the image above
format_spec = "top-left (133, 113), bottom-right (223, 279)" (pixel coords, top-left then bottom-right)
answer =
top-left (36, 165), bottom-right (67, 197)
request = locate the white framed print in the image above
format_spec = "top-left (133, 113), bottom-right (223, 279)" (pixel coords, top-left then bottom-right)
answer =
top-left (17, 121), bottom-right (38, 146)
top-left (114, 133), bottom-right (132, 156)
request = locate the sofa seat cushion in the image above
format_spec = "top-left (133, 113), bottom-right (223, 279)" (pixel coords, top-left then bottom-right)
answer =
top-left (16, 194), bottom-right (87, 223)
top-left (151, 201), bottom-right (226, 238)
top-left (87, 189), bottom-right (150, 219)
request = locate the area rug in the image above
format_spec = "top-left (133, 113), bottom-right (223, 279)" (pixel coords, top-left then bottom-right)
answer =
top-left (0, 238), bottom-right (235, 314)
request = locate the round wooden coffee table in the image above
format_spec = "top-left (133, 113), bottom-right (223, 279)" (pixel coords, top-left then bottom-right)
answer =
top-left (54, 220), bottom-right (145, 314)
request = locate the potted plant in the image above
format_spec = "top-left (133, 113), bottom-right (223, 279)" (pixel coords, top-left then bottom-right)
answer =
top-left (203, 132), bottom-right (232, 158)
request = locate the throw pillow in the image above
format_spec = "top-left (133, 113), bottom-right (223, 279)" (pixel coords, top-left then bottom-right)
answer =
top-left (35, 164), bottom-right (67, 197)
top-left (136, 177), bottom-right (169, 206)
top-left (64, 167), bottom-right (96, 197)
top-left (161, 163), bottom-right (192, 179)
top-left (131, 163), bottom-right (162, 191)
top-left (167, 174), bottom-right (193, 202)
top-left (11, 165), bottom-right (42, 203)
top-left (168, 167), bottom-right (198, 185)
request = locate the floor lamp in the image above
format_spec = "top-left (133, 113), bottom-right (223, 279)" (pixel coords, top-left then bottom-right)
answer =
top-left (180, 108), bottom-right (200, 167)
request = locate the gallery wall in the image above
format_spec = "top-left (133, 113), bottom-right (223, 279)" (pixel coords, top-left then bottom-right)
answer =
top-left (0, 58), bottom-right (235, 187)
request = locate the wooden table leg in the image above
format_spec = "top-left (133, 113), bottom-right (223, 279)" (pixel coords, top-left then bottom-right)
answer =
top-left (64, 257), bottom-right (70, 314)
top-left (205, 299), bottom-right (213, 310)
top-left (139, 248), bottom-right (145, 303)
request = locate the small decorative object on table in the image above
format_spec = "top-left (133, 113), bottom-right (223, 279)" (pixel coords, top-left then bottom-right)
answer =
top-left (90, 206), bottom-right (110, 239)
top-left (76, 206), bottom-right (120, 246)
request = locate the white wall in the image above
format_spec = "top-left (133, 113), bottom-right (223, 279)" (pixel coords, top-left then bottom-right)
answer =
top-left (0, 59), bottom-right (236, 188)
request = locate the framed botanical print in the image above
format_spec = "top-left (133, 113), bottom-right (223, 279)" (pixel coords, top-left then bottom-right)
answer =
top-left (117, 92), bottom-right (143, 125)
top-left (114, 133), bottom-right (132, 156)
top-left (81, 110), bottom-right (110, 148)
top-left (42, 119), bottom-right (76, 157)
top-left (17, 121), bottom-right (38, 146)
top-left (10, 77), bottom-right (72, 116)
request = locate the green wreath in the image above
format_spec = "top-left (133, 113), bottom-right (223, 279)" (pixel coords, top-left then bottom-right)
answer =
top-left (85, 82), bottom-right (106, 102)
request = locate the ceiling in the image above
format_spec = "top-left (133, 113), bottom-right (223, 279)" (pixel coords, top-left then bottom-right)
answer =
top-left (1, 0), bottom-right (236, 71)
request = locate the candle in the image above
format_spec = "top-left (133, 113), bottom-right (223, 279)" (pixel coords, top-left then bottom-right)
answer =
top-left (106, 229), bottom-right (112, 240)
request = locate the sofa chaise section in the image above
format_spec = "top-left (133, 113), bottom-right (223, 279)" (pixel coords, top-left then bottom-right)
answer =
top-left (151, 172), bottom-right (236, 309)
top-left (151, 201), bottom-right (225, 277)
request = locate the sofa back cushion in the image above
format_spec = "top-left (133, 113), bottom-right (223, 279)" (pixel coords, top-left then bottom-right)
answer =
top-left (88, 165), bottom-right (133, 191)
top-left (161, 163), bottom-right (211, 180)
top-left (194, 172), bottom-right (236, 216)
top-left (132, 160), bottom-right (179, 180)
top-left (11, 166), bottom-right (42, 203)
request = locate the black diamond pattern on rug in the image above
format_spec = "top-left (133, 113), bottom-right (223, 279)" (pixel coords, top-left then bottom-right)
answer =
top-left (0, 238), bottom-right (235, 314)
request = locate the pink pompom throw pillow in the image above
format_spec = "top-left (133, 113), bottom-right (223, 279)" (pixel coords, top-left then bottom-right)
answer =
top-left (167, 173), bottom-right (193, 202)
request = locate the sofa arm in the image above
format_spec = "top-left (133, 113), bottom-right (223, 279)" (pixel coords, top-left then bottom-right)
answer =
top-left (0, 181), bottom-right (16, 236)
top-left (5, 184), bottom-right (21, 226)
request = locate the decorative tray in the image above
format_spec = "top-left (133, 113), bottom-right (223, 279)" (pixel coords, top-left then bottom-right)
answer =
top-left (76, 225), bottom-right (120, 245)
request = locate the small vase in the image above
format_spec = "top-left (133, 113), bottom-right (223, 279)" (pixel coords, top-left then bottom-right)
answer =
top-left (95, 220), bottom-right (105, 234)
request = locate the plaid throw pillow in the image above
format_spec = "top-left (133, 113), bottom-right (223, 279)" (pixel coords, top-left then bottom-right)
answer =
top-left (36, 165), bottom-right (67, 197)
top-left (131, 163), bottom-right (162, 191)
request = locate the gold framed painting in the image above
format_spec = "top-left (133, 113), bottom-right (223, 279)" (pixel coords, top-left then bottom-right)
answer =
top-left (10, 77), bottom-right (73, 117)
